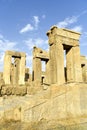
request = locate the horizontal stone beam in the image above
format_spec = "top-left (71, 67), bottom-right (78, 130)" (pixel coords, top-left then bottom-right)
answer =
top-left (5, 50), bottom-right (26, 57)
top-left (47, 26), bottom-right (81, 40)
top-left (34, 53), bottom-right (49, 60)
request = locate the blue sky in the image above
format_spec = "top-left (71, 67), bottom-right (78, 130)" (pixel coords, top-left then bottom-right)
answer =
top-left (0, 0), bottom-right (87, 72)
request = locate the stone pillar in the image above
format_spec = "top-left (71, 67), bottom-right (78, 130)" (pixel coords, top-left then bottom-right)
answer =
top-left (86, 66), bottom-right (87, 82)
top-left (82, 65), bottom-right (87, 82)
top-left (49, 43), bottom-right (57, 84)
top-left (3, 54), bottom-right (11, 84)
top-left (19, 56), bottom-right (25, 85)
top-left (49, 37), bottom-right (65, 85)
top-left (13, 58), bottom-right (20, 85)
top-left (45, 60), bottom-right (50, 84)
top-left (25, 68), bottom-right (29, 81)
top-left (73, 45), bottom-right (82, 82)
top-left (33, 57), bottom-right (42, 83)
top-left (66, 47), bottom-right (74, 82)
top-left (56, 38), bottom-right (65, 85)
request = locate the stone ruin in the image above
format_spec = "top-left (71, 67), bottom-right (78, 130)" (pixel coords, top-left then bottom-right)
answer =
top-left (0, 26), bottom-right (87, 129)
top-left (0, 26), bottom-right (87, 96)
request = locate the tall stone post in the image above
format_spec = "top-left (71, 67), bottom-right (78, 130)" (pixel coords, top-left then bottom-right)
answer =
top-left (85, 66), bottom-right (87, 82)
top-left (56, 37), bottom-right (65, 85)
top-left (66, 47), bottom-right (74, 82)
top-left (82, 65), bottom-right (87, 82)
top-left (45, 60), bottom-right (50, 84)
top-left (3, 54), bottom-right (11, 84)
top-left (13, 58), bottom-right (20, 85)
top-left (33, 57), bottom-right (42, 83)
top-left (49, 42), bottom-right (57, 84)
top-left (73, 45), bottom-right (82, 82)
top-left (47, 27), bottom-right (65, 85)
top-left (19, 56), bottom-right (26, 85)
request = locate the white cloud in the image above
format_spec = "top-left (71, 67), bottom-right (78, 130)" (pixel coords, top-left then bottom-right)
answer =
top-left (19, 24), bottom-right (34, 33)
top-left (26, 53), bottom-right (32, 73)
top-left (42, 14), bottom-right (46, 19)
top-left (25, 38), bottom-right (48, 50)
top-left (83, 32), bottom-right (87, 38)
top-left (0, 34), bottom-right (3, 39)
top-left (0, 39), bottom-right (17, 51)
top-left (0, 38), bottom-right (17, 51)
top-left (0, 35), bottom-right (17, 71)
top-left (71, 26), bottom-right (83, 32)
top-left (19, 15), bottom-right (40, 34)
top-left (57, 10), bottom-right (87, 28)
top-left (57, 16), bottom-right (78, 28)
top-left (33, 16), bottom-right (40, 29)
top-left (25, 38), bottom-right (48, 73)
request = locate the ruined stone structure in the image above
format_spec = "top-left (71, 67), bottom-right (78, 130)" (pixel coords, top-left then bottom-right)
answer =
top-left (3, 51), bottom-right (26, 85)
top-left (47, 26), bottom-right (82, 84)
top-left (0, 26), bottom-right (87, 130)
top-left (32, 46), bottom-right (50, 85)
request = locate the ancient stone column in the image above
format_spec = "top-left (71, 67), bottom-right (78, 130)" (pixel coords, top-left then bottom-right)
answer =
top-left (49, 43), bottom-right (57, 84)
top-left (3, 54), bottom-right (11, 84)
top-left (19, 56), bottom-right (26, 85)
top-left (47, 28), bottom-right (65, 85)
top-left (56, 37), bottom-right (65, 85)
top-left (33, 57), bottom-right (42, 83)
top-left (82, 65), bottom-right (87, 82)
top-left (73, 45), bottom-right (82, 82)
top-left (13, 58), bottom-right (20, 85)
top-left (45, 60), bottom-right (50, 84)
top-left (85, 66), bottom-right (87, 82)
top-left (66, 47), bottom-right (74, 82)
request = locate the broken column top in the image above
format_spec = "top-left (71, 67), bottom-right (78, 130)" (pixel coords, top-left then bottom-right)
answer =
top-left (47, 25), bottom-right (81, 40)
top-left (33, 46), bottom-right (49, 60)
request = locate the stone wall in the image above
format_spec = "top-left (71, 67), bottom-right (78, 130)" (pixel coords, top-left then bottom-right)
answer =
top-left (0, 83), bottom-right (87, 129)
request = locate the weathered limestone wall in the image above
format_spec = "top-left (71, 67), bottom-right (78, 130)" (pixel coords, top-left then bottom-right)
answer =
top-left (0, 83), bottom-right (87, 129)
top-left (21, 83), bottom-right (87, 124)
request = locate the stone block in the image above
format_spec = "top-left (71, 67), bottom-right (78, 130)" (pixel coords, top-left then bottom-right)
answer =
top-left (12, 86), bottom-right (27, 96)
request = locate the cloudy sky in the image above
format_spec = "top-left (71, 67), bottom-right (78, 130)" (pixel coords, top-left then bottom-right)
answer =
top-left (0, 0), bottom-right (87, 72)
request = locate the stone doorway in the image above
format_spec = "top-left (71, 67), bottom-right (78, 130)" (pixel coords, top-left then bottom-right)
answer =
top-left (11, 57), bottom-right (20, 85)
top-left (63, 44), bottom-right (72, 82)
top-left (3, 51), bottom-right (26, 85)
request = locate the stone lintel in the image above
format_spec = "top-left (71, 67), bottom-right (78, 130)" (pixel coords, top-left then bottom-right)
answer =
top-left (59, 36), bottom-right (79, 47)
top-left (33, 47), bottom-right (49, 60)
top-left (47, 26), bottom-right (81, 40)
top-left (5, 50), bottom-right (26, 57)
top-left (34, 53), bottom-right (49, 60)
